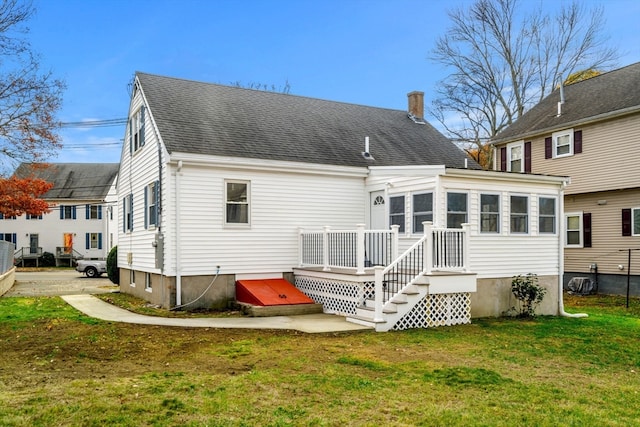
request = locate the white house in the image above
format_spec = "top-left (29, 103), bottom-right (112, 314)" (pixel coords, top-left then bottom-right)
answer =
top-left (5, 163), bottom-right (119, 266)
top-left (118, 72), bottom-right (575, 330)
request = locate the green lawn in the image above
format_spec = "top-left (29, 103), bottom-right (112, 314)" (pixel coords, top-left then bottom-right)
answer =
top-left (0, 294), bottom-right (639, 426)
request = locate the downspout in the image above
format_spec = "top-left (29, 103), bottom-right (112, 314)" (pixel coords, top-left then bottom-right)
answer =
top-left (558, 180), bottom-right (587, 318)
top-left (175, 160), bottom-right (183, 306)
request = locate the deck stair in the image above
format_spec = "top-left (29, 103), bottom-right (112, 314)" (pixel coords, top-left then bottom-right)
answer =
top-left (345, 223), bottom-right (476, 331)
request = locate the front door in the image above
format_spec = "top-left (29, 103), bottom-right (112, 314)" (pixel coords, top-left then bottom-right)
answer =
top-left (63, 233), bottom-right (73, 254)
top-left (29, 234), bottom-right (38, 254)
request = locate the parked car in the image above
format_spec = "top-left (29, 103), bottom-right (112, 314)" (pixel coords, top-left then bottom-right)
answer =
top-left (76, 259), bottom-right (107, 278)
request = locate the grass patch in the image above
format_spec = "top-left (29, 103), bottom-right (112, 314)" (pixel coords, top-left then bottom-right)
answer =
top-left (1, 293), bottom-right (640, 426)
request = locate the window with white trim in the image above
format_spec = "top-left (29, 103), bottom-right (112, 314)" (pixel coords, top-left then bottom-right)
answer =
top-left (510, 195), bottom-right (528, 233)
top-left (447, 192), bottom-right (468, 229)
top-left (389, 195), bottom-right (405, 233)
top-left (553, 129), bottom-right (573, 158)
top-left (480, 193), bottom-right (500, 233)
top-left (130, 106), bottom-right (146, 152)
top-left (539, 197), bottom-right (556, 234)
top-left (507, 141), bottom-right (524, 172)
top-left (87, 204), bottom-right (101, 220)
top-left (123, 194), bottom-right (133, 232)
top-left (633, 208), bottom-right (640, 236)
top-left (225, 180), bottom-right (250, 225)
top-left (60, 205), bottom-right (76, 220)
top-left (87, 232), bottom-right (102, 249)
top-left (412, 192), bottom-right (433, 233)
top-left (566, 212), bottom-right (583, 247)
top-left (145, 181), bottom-right (158, 228)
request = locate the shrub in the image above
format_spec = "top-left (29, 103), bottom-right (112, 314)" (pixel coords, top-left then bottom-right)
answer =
top-left (511, 273), bottom-right (546, 318)
top-left (107, 246), bottom-right (119, 285)
top-left (40, 252), bottom-right (56, 267)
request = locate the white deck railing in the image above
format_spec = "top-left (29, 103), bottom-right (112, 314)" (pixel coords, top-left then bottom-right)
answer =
top-left (372, 222), bottom-right (470, 321)
top-left (298, 224), bottom-right (400, 275)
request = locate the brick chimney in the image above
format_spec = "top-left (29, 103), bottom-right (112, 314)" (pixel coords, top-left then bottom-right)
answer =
top-left (407, 91), bottom-right (424, 119)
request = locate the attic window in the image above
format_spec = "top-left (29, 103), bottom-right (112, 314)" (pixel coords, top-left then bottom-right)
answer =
top-left (129, 106), bottom-right (146, 153)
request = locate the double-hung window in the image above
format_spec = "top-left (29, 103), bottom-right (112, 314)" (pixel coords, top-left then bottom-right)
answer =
top-left (86, 233), bottom-right (102, 249)
top-left (60, 205), bottom-right (76, 220)
top-left (145, 181), bottom-right (159, 228)
top-left (553, 129), bottom-right (573, 157)
top-left (566, 212), bottom-right (583, 247)
top-left (480, 194), bottom-right (500, 233)
top-left (412, 193), bottom-right (433, 233)
top-left (508, 142), bottom-right (523, 172)
top-left (225, 180), bottom-right (250, 225)
top-left (447, 192), bottom-right (468, 229)
top-left (510, 195), bottom-right (528, 233)
top-left (389, 195), bottom-right (405, 233)
top-left (86, 204), bottom-right (102, 220)
top-left (538, 197), bottom-right (556, 234)
top-left (123, 194), bottom-right (133, 232)
top-left (26, 214), bottom-right (43, 220)
top-left (129, 106), bottom-right (146, 153)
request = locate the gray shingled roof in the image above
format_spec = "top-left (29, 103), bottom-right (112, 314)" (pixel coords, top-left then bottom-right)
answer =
top-left (14, 163), bottom-right (119, 200)
top-left (493, 62), bottom-right (640, 143)
top-left (136, 72), bottom-right (480, 169)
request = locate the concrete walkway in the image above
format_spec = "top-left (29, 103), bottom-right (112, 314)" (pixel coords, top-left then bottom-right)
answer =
top-left (62, 294), bottom-right (372, 334)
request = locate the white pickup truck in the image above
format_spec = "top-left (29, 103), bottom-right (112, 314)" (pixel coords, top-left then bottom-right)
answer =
top-left (76, 259), bottom-right (107, 278)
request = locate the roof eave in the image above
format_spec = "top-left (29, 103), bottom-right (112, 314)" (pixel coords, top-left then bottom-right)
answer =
top-left (491, 105), bottom-right (640, 145)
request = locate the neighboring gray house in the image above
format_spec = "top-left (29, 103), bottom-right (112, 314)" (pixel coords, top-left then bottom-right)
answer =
top-left (5, 163), bottom-right (119, 265)
top-left (118, 72), bottom-right (572, 331)
top-left (491, 62), bottom-right (640, 296)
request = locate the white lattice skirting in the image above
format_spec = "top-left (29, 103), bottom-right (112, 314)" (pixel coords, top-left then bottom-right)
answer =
top-left (392, 292), bottom-right (471, 330)
top-left (295, 275), bottom-right (375, 316)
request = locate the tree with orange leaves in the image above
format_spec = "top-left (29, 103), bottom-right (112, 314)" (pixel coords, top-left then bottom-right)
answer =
top-left (0, 175), bottom-right (53, 216)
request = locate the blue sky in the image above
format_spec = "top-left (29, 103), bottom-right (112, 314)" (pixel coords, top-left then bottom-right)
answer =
top-left (27, 0), bottom-right (640, 165)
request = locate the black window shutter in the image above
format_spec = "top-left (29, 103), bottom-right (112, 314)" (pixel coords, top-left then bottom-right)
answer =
top-left (544, 137), bottom-right (552, 159)
top-left (574, 130), bottom-right (582, 154)
top-left (500, 147), bottom-right (507, 171)
top-left (524, 141), bottom-right (532, 173)
top-left (583, 213), bottom-right (592, 248)
top-left (622, 208), bottom-right (632, 236)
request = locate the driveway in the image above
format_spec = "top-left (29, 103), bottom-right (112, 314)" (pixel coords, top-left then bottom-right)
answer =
top-left (4, 270), bottom-right (118, 297)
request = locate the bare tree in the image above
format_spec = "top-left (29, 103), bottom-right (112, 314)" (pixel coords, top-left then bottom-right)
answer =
top-left (0, 0), bottom-right (65, 173)
top-left (430, 0), bottom-right (618, 169)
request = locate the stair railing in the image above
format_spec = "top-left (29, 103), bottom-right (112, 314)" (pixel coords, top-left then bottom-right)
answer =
top-left (373, 222), bottom-right (470, 322)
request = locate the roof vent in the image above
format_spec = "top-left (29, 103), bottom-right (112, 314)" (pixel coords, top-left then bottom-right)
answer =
top-left (362, 136), bottom-right (375, 161)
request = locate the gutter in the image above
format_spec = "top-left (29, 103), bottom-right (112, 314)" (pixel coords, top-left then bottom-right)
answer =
top-left (558, 181), bottom-right (587, 318)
